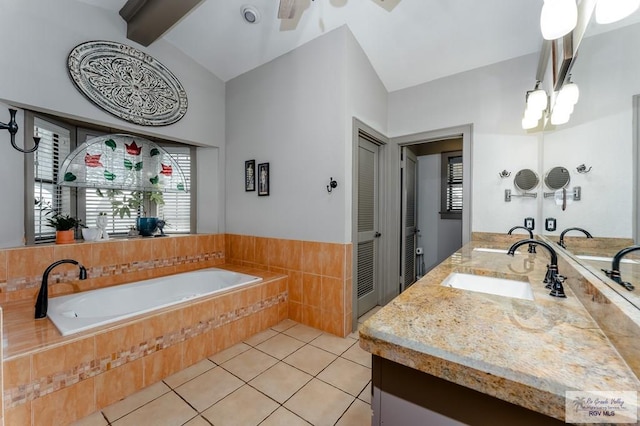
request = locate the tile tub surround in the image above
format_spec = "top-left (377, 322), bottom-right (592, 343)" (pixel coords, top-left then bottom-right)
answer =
top-left (2, 266), bottom-right (288, 426)
top-left (226, 234), bottom-right (353, 337)
top-left (359, 241), bottom-right (640, 422)
top-left (0, 234), bottom-right (226, 304)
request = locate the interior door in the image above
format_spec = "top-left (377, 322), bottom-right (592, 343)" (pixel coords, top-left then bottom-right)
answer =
top-left (400, 147), bottom-right (417, 291)
top-left (357, 135), bottom-right (380, 317)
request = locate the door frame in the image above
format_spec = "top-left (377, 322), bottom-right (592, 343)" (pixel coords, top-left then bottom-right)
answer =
top-left (351, 118), bottom-right (388, 330)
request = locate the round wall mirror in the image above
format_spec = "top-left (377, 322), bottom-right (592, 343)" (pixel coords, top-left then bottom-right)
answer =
top-left (544, 166), bottom-right (570, 190)
top-left (514, 168), bottom-right (539, 192)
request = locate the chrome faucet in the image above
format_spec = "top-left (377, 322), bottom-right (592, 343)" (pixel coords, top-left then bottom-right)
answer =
top-left (557, 227), bottom-right (593, 249)
top-left (507, 226), bottom-right (536, 253)
top-left (35, 259), bottom-right (87, 319)
top-left (507, 239), bottom-right (566, 298)
top-left (602, 245), bottom-right (640, 291)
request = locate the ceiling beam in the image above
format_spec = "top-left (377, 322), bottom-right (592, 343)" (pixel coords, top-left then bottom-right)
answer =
top-left (119, 0), bottom-right (205, 47)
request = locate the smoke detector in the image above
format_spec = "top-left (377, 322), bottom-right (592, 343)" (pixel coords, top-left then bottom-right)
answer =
top-left (241, 5), bottom-right (261, 24)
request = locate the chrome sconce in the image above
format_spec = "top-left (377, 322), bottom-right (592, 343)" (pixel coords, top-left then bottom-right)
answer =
top-left (0, 108), bottom-right (40, 153)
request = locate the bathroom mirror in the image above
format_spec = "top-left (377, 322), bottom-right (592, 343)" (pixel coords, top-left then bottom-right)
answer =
top-left (513, 168), bottom-right (539, 192)
top-left (543, 166), bottom-right (570, 191)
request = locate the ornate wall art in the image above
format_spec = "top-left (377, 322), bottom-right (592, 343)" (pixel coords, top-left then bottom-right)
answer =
top-left (67, 41), bottom-right (188, 126)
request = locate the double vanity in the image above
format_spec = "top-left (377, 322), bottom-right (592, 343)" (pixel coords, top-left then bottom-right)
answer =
top-left (359, 233), bottom-right (640, 425)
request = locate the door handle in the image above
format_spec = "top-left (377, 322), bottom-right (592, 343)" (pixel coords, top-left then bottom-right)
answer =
top-left (374, 232), bottom-right (382, 238)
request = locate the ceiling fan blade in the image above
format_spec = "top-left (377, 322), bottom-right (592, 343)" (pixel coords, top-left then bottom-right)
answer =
top-left (278, 0), bottom-right (296, 19)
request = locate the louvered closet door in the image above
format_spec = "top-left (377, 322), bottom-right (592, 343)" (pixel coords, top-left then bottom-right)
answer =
top-left (357, 136), bottom-right (379, 317)
top-left (401, 147), bottom-right (417, 291)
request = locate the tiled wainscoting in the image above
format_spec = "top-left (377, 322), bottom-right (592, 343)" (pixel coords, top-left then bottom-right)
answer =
top-left (225, 234), bottom-right (353, 337)
top-left (0, 233), bottom-right (354, 425)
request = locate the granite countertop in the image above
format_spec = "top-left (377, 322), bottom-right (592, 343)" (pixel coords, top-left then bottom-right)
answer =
top-left (359, 240), bottom-right (640, 421)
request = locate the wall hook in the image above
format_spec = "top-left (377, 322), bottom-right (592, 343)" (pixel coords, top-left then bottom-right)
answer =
top-left (327, 177), bottom-right (338, 193)
top-left (0, 108), bottom-right (40, 153)
top-left (498, 169), bottom-right (511, 178)
top-left (576, 164), bottom-right (592, 174)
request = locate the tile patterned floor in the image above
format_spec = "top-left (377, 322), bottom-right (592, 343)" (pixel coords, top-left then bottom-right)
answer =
top-left (72, 307), bottom-right (382, 426)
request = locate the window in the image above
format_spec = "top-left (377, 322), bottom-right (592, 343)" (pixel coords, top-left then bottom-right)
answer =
top-left (440, 150), bottom-right (463, 219)
top-left (25, 112), bottom-right (194, 243)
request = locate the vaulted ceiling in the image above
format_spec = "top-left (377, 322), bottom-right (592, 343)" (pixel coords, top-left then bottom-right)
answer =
top-left (74, 0), bottom-right (613, 92)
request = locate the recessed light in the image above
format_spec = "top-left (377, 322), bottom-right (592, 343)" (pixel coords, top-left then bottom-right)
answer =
top-left (241, 5), bottom-right (260, 24)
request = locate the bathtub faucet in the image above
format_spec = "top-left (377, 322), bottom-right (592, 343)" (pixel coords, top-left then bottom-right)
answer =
top-left (35, 259), bottom-right (87, 319)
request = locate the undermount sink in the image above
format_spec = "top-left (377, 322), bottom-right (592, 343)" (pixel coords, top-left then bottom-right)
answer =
top-left (441, 273), bottom-right (534, 301)
top-left (576, 255), bottom-right (639, 265)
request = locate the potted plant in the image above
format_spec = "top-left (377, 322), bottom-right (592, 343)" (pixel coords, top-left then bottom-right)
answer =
top-left (96, 189), bottom-right (164, 236)
top-left (46, 212), bottom-right (84, 244)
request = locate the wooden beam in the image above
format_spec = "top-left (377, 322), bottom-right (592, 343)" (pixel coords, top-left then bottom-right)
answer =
top-left (119, 0), bottom-right (205, 47)
top-left (278, 0), bottom-right (296, 19)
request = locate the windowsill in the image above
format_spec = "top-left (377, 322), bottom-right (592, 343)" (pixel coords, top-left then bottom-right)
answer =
top-left (439, 212), bottom-right (462, 220)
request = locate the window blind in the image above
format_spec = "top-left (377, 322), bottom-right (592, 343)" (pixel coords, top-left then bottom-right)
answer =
top-left (157, 147), bottom-right (191, 233)
top-left (446, 155), bottom-right (463, 212)
top-left (33, 118), bottom-right (72, 241)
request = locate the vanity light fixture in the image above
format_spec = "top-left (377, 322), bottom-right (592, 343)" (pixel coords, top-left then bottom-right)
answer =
top-left (522, 82), bottom-right (548, 130)
top-left (595, 0), bottom-right (640, 24)
top-left (551, 77), bottom-right (579, 126)
top-left (540, 0), bottom-right (578, 40)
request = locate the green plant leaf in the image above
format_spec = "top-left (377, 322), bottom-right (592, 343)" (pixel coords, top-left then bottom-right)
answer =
top-left (104, 170), bottom-right (116, 181)
top-left (149, 175), bottom-right (159, 185)
top-left (135, 161), bottom-right (143, 171)
top-left (96, 188), bottom-right (104, 197)
top-left (124, 159), bottom-right (133, 170)
top-left (63, 172), bottom-right (77, 182)
top-left (150, 148), bottom-right (160, 157)
top-left (105, 139), bottom-right (117, 151)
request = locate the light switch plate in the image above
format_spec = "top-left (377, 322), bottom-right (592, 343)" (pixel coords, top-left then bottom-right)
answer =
top-left (524, 217), bottom-right (535, 230)
top-left (545, 217), bottom-right (557, 232)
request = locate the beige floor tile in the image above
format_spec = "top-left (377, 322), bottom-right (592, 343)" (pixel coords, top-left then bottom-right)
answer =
top-left (244, 328), bottom-right (279, 346)
top-left (256, 333), bottom-right (305, 359)
top-left (183, 416), bottom-right (211, 426)
top-left (103, 381), bottom-right (171, 422)
top-left (71, 411), bottom-right (108, 426)
top-left (336, 399), bottom-right (372, 426)
top-left (209, 342), bottom-right (252, 364)
top-left (317, 358), bottom-right (372, 396)
top-left (357, 306), bottom-right (382, 323)
top-left (260, 407), bottom-right (310, 426)
top-left (282, 324), bottom-right (323, 342)
top-left (283, 344), bottom-right (337, 376)
top-left (164, 359), bottom-right (215, 389)
top-left (358, 382), bottom-right (372, 404)
top-left (347, 330), bottom-right (360, 340)
top-left (284, 379), bottom-right (354, 426)
top-left (271, 319), bottom-right (298, 332)
top-left (249, 362), bottom-right (313, 403)
top-left (201, 385), bottom-right (278, 426)
top-left (113, 391), bottom-right (196, 426)
top-left (221, 348), bottom-right (279, 381)
top-left (341, 341), bottom-right (372, 368)
top-left (310, 333), bottom-right (355, 355)
top-left (174, 367), bottom-right (244, 412)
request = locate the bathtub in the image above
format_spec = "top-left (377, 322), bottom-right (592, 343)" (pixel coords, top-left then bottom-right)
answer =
top-left (47, 268), bottom-right (262, 336)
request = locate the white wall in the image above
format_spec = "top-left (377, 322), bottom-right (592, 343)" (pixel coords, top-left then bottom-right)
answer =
top-left (416, 155), bottom-right (463, 273)
top-left (388, 53), bottom-right (543, 235)
top-left (540, 24), bottom-right (640, 238)
top-left (0, 0), bottom-right (226, 247)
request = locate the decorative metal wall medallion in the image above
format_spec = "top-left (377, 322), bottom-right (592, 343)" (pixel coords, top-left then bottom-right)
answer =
top-left (68, 41), bottom-right (188, 126)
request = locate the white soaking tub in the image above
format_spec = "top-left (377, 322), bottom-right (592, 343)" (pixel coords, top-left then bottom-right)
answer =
top-left (47, 267), bottom-right (262, 336)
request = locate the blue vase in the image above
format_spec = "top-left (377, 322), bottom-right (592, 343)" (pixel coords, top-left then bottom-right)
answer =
top-left (136, 217), bottom-right (158, 237)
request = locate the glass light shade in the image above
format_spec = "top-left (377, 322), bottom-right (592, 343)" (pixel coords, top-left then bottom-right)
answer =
top-left (524, 106), bottom-right (543, 121)
top-left (522, 114), bottom-right (539, 130)
top-left (527, 89), bottom-right (548, 111)
top-left (595, 0), bottom-right (640, 24)
top-left (550, 109), bottom-right (571, 125)
top-left (553, 101), bottom-right (574, 116)
top-left (557, 82), bottom-right (580, 105)
top-left (540, 0), bottom-right (578, 40)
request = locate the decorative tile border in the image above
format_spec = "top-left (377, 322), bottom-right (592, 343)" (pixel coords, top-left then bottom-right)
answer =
top-left (1, 251), bottom-right (224, 293)
top-left (4, 288), bottom-right (287, 409)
